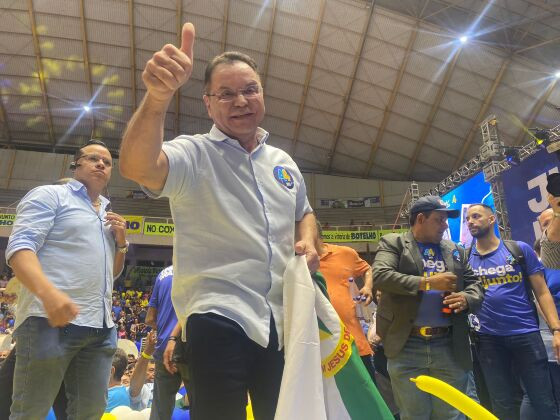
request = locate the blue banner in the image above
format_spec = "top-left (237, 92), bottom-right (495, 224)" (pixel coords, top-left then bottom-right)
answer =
top-left (441, 172), bottom-right (495, 245)
top-left (501, 149), bottom-right (559, 245)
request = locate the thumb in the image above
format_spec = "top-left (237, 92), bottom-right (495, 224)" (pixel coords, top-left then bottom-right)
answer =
top-left (294, 241), bottom-right (306, 255)
top-left (180, 22), bottom-right (195, 58)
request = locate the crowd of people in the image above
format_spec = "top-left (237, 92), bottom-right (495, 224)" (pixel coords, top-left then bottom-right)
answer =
top-left (1, 18), bottom-right (560, 420)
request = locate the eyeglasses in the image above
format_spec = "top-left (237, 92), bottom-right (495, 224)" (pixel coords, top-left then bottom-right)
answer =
top-left (79, 153), bottom-right (112, 167)
top-left (205, 85), bottom-right (261, 102)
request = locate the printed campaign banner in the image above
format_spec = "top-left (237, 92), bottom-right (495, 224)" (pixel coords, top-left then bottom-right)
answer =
top-left (501, 149), bottom-right (559, 245)
top-left (0, 214), bottom-right (15, 226)
top-left (123, 215), bottom-right (143, 234)
top-left (322, 228), bottom-right (408, 243)
top-left (144, 221), bottom-right (175, 236)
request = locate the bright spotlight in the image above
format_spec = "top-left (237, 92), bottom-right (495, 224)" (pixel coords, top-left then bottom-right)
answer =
top-left (83, 105), bottom-right (91, 112)
top-left (459, 35), bottom-right (469, 44)
top-left (555, 71), bottom-right (560, 79)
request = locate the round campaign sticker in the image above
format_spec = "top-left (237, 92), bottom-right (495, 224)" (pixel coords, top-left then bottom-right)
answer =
top-left (273, 166), bottom-right (294, 189)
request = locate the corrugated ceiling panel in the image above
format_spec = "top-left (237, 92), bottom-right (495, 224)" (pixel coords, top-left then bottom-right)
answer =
top-left (301, 107), bottom-right (337, 133)
top-left (447, 67), bottom-right (491, 101)
top-left (90, 66), bottom-right (130, 91)
top-left (485, 105), bottom-right (522, 145)
top-left (262, 115), bottom-right (295, 139)
top-left (227, 24), bottom-right (269, 54)
top-left (268, 134), bottom-right (292, 154)
top-left (350, 79), bottom-right (391, 110)
top-left (432, 110), bottom-right (473, 140)
top-left (135, 3), bottom-right (176, 30)
top-left (424, 128), bottom-right (464, 156)
top-left (180, 96), bottom-right (208, 119)
top-left (266, 97), bottom-right (300, 121)
top-left (418, 147), bottom-right (454, 171)
top-left (10, 131), bottom-right (50, 143)
top-left (399, 73), bottom-right (438, 104)
top-left (294, 141), bottom-right (330, 166)
top-left (306, 87), bottom-right (344, 115)
top-left (386, 113), bottom-right (421, 142)
top-left (0, 55), bottom-right (37, 76)
top-left (457, 46), bottom-right (506, 80)
top-left (0, 10), bottom-right (29, 34)
top-left (405, 51), bottom-right (445, 85)
top-left (319, 24), bottom-right (361, 54)
top-left (412, 161), bottom-right (446, 181)
top-left (371, 10), bottom-right (414, 49)
top-left (45, 84), bottom-right (88, 107)
top-left (182, 0), bottom-right (226, 19)
top-left (270, 36), bottom-right (312, 65)
top-left (414, 25), bottom-right (455, 62)
top-left (0, 33), bottom-right (34, 56)
top-left (87, 21), bottom-right (130, 48)
top-left (185, 15), bottom-right (223, 44)
top-left (191, 37), bottom-right (222, 64)
top-left (135, 28), bottom-right (175, 52)
top-left (344, 101), bottom-right (383, 127)
top-left (34, 13), bottom-right (81, 40)
top-left (93, 84), bottom-right (132, 105)
top-left (34, 0), bottom-right (80, 17)
top-left (378, 130), bottom-right (416, 157)
top-left (356, 61), bottom-right (398, 91)
top-left (336, 135), bottom-right (375, 159)
top-left (331, 154), bottom-right (366, 175)
top-left (536, 103), bottom-right (560, 128)
top-left (279, 0), bottom-right (323, 20)
top-left (274, 13), bottom-right (316, 43)
top-left (4, 95), bottom-right (45, 115)
top-left (314, 47), bottom-right (355, 77)
top-left (310, 68), bottom-right (348, 96)
top-left (440, 90), bottom-right (480, 121)
top-left (324, 0), bottom-right (366, 31)
top-left (393, 94), bottom-right (431, 122)
top-left (264, 77), bottom-right (303, 104)
top-left (89, 44), bottom-right (130, 68)
top-left (181, 79), bottom-right (206, 99)
top-left (229, 0), bottom-right (271, 31)
top-left (38, 37), bottom-right (83, 61)
top-left (491, 85), bottom-right (535, 120)
top-left (503, 60), bottom-right (548, 97)
top-left (362, 37), bottom-right (405, 70)
top-left (340, 118), bottom-right (376, 144)
top-left (85, 0), bottom-right (129, 24)
top-left (9, 114), bottom-right (49, 132)
top-left (373, 149), bottom-right (410, 174)
top-left (299, 124), bottom-right (333, 148)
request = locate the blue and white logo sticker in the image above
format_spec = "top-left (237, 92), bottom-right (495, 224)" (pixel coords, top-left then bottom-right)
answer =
top-left (273, 166), bottom-right (294, 189)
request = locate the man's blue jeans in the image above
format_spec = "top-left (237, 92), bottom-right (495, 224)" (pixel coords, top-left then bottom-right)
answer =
top-left (10, 316), bottom-right (117, 420)
top-left (387, 335), bottom-right (468, 420)
top-left (476, 331), bottom-right (559, 420)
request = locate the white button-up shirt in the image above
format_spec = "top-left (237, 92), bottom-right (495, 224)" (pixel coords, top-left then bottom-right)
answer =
top-left (144, 125), bottom-right (312, 348)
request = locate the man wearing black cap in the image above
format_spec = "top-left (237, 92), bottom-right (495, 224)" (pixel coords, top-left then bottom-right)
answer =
top-left (373, 195), bottom-right (484, 420)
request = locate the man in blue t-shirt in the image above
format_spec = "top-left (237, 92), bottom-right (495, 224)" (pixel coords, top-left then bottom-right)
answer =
top-left (106, 348), bottom-right (131, 412)
top-left (466, 204), bottom-right (560, 420)
top-left (146, 266), bottom-right (188, 420)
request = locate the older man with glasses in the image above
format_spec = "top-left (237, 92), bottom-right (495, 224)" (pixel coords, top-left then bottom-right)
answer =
top-left (119, 23), bottom-right (318, 420)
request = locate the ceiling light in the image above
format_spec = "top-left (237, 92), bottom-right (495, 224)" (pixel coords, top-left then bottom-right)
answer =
top-left (555, 71), bottom-right (560, 79)
top-left (459, 35), bottom-right (469, 44)
top-left (83, 105), bottom-right (91, 112)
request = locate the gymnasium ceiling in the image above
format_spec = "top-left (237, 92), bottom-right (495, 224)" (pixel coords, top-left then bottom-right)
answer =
top-left (1, 0), bottom-right (559, 181)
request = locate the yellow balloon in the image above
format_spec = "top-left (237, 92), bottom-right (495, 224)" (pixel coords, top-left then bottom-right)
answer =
top-left (246, 400), bottom-right (254, 420)
top-left (411, 375), bottom-right (498, 420)
top-left (100, 414), bottom-right (117, 420)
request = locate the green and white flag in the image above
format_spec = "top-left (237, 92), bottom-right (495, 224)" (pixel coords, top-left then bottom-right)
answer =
top-left (275, 256), bottom-right (393, 420)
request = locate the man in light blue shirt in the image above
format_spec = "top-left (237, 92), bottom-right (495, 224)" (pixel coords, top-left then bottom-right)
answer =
top-left (120, 23), bottom-right (319, 419)
top-left (6, 139), bottom-right (129, 419)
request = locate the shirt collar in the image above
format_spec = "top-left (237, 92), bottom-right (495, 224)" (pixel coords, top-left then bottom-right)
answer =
top-left (208, 124), bottom-right (269, 145)
top-left (67, 179), bottom-right (108, 206)
top-left (320, 243), bottom-right (335, 260)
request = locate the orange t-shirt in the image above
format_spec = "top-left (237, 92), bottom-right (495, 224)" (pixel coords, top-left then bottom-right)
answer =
top-left (319, 243), bottom-right (372, 356)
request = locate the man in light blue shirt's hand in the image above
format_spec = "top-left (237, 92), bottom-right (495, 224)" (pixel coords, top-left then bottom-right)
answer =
top-left (120, 22), bottom-right (319, 420)
top-left (5, 139), bottom-right (129, 419)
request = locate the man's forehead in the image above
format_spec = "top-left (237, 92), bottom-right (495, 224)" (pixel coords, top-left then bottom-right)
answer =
top-left (467, 205), bottom-right (488, 215)
top-left (81, 144), bottom-right (111, 157)
top-left (211, 62), bottom-right (260, 85)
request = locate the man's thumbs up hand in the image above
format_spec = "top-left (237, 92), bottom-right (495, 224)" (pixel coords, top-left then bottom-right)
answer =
top-left (142, 22), bottom-right (195, 104)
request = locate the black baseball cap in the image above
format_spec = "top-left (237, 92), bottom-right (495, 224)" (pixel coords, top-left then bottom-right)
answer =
top-left (410, 195), bottom-right (460, 218)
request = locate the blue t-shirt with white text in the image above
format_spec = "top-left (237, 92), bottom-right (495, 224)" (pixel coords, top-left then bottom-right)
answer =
top-left (468, 241), bottom-right (543, 335)
top-left (414, 243), bottom-right (452, 327)
top-left (149, 266), bottom-right (177, 361)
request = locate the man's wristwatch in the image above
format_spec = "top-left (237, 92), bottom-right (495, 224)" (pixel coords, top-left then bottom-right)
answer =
top-left (168, 336), bottom-right (179, 342)
top-left (551, 327), bottom-right (560, 334)
top-left (117, 240), bottom-right (129, 254)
